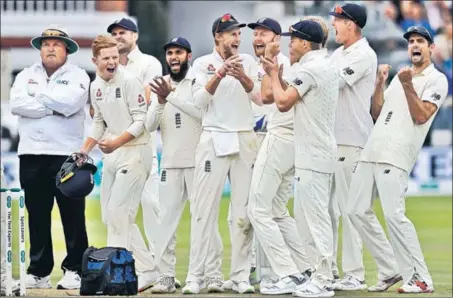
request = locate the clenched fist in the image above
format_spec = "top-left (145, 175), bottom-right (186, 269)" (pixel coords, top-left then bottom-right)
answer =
top-left (377, 64), bottom-right (391, 85)
top-left (264, 41), bottom-right (280, 59)
top-left (397, 66), bottom-right (414, 84)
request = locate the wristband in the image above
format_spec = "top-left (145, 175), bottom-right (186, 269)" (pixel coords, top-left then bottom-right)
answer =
top-left (216, 71), bottom-right (225, 79)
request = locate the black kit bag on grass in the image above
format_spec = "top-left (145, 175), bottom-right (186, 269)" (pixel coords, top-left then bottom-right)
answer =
top-left (80, 246), bottom-right (138, 296)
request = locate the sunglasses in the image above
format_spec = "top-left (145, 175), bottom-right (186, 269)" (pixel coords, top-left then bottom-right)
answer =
top-left (215, 13), bottom-right (235, 34)
top-left (334, 6), bottom-right (357, 24)
top-left (289, 26), bottom-right (312, 40)
top-left (41, 29), bottom-right (68, 38)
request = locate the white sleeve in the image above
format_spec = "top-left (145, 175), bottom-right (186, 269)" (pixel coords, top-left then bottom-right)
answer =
top-left (36, 69), bottom-right (90, 117)
top-left (289, 70), bottom-right (317, 99)
top-left (124, 77), bottom-right (148, 137)
top-left (89, 86), bottom-right (106, 141)
top-left (192, 58), bottom-right (213, 109)
top-left (145, 96), bottom-right (165, 132)
top-left (339, 51), bottom-right (373, 88)
top-left (143, 57), bottom-right (163, 84)
top-left (247, 56), bottom-right (263, 106)
top-left (9, 69), bottom-right (53, 118)
top-left (420, 74), bottom-right (449, 109)
top-left (166, 86), bottom-right (202, 121)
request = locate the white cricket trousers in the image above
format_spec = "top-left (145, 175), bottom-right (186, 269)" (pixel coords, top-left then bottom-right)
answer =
top-left (347, 162), bottom-right (430, 284)
top-left (186, 130), bottom-right (257, 284)
top-left (155, 167), bottom-right (223, 278)
top-left (332, 145), bottom-right (365, 280)
top-left (0, 166), bottom-right (7, 275)
top-left (100, 143), bottom-right (155, 273)
top-left (294, 169), bottom-right (334, 288)
top-left (141, 156), bottom-right (160, 260)
top-left (248, 133), bottom-right (311, 279)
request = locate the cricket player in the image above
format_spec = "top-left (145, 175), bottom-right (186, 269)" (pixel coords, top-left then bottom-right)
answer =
top-left (347, 26), bottom-right (448, 294)
top-left (144, 37), bottom-right (220, 293)
top-left (327, 4), bottom-right (388, 290)
top-left (0, 163), bottom-right (20, 295)
top-left (107, 18), bottom-right (163, 271)
top-left (245, 17), bottom-right (315, 295)
top-left (183, 13), bottom-right (262, 295)
top-left (80, 35), bottom-right (155, 292)
top-left (260, 20), bottom-right (338, 297)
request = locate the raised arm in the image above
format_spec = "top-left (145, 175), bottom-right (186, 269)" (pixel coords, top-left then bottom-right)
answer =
top-left (9, 69), bottom-right (53, 118)
top-left (371, 65), bottom-right (391, 121)
top-left (167, 88), bottom-right (202, 121)
top-left (145, 93), bottom-right (165, 132)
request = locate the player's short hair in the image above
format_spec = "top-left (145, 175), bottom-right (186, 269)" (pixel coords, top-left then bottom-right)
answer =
top-left (91, 35), bottom-right (117, 57)
top-left (301, 16), bottom-right (329, 48)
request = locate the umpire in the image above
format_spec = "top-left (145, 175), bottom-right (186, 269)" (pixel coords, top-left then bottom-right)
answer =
top-left (9, 25), bottom-right (90, 290)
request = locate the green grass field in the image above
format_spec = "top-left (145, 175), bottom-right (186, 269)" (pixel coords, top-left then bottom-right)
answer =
top-left (8, 195), bottom-right (452, 296)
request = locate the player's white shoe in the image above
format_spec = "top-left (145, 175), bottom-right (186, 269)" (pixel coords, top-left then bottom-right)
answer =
top-left (260, 276), bottom-right (277, 289)
top-left (137, 270), bottom-right (157, 292)
top-left (175, 278), bottom-right (181, 288)
top-left (260, 274), bottom-right (308, 295)
top-left (233, 281), bottom-right (255, 294)
top-left (293, 281), bottom-right (334, 297)
top-left (368, 274), bottom-right (402, 292)
top-left (25, 274), bottom-right (52, 289)
top-left (0, 275), bottom-right (21, 295)
top-left (56, 270), bottom-right (81, 289)
top-left (222, 279), bottom-right (234, 290)
top-left (397, 273), bottom-right (434, 294)
top-left (182, 281), bottom-right (200, 294)
top-left (206, 277), bottom-right (224, 293)
top-left (151, 275), bottom-right (176, 293)
top-left (331, 275), bottom-right (367, 291)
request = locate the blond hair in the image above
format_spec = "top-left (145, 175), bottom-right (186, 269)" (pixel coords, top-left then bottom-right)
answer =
top-left (301, 16), bottom-right (329, 48)
top-left (91, 35), bottom-right (117, 57)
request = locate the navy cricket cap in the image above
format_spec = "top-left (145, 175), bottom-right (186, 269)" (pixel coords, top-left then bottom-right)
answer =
top-left (163, 37), bottom-right (192, 53)
top-left (212, 13), bottom-right (246, 36)
top-left (403, 26), bottom-right (434, 44)
top-left (248, 17), bottom-right (282, 35)
top-left (328, 3), bottom-right (367, 29)
top-left (56, 154), bottom-right (97, 198)
top-left (281, 20), bottom-right (324, 44)
top-left (107, 18), bottom-right (138, 33)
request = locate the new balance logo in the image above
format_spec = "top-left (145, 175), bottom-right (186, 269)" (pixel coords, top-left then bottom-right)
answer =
top-left (431, 93), bottom-right (441, 101)
top-left (338, 157), bottom-right (346, 162)
top-left (293, 78), bottom-right (303, 86)
top-left (161, 170), bottom-right (167, 182)
top-left (343, 67), bottom-right (354, 75)
top-left (205, 161), bottom-right (211, 172)
top-left (384, 169), bottom-right (391, 174)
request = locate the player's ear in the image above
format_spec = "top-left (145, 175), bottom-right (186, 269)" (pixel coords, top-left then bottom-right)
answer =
top-left (132, 32), bottom-right (138, 43)
top-left (91, 57), bottom-right (97, 65)
top-left (188, 52), bottom-right (193, 62)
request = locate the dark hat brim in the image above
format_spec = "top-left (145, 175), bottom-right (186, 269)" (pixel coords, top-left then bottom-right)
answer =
top-left (280, 32), bottom-right (293, 37)
top-left (218, 23), bottom-right (246, 33)
top-left (163, 43), bottom-right (192, 53)
top-left (247, 23), bottom-right (279, 34)
top-left (328, 12), bottom-right (350, 20)
top-left (30, 36), bottom-right (79, 55)
top-left (107, 22), bottom-right (138, 33)
top-left (403, 31), bottom-right (433, 44)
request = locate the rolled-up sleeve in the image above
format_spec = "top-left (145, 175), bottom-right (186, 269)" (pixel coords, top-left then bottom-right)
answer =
top-left (36, 69), bottom-right (90, 117)
top-left (89, 87), bottom-right (106, 141)
top-left (9, 69), bottom-right (53, 118)
top-left (192, 58), bottom-right (213, 109)
top-left (125, 77), bottom-right (148, 137)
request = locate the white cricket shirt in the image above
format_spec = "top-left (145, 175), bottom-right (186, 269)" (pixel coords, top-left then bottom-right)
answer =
top-left (90, 66), bottom-right (150, 146)
top-left (145, 69), bottom-right (202, 169)
top-left (360, 64), bottom-right (448, 173)
top-left (290, 50), bottom-right (339, 173)
top-left (9, 61), bottom-right (90, 156)
top-left (192, 49), bottom-right (259, 132)
top-left (123, 47), bottom-right (162, 156)
top-left (329, 38), bottom-right (377, 148)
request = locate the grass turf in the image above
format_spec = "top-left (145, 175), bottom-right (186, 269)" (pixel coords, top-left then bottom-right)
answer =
top-left (8, 195), bottom-right (452, 296)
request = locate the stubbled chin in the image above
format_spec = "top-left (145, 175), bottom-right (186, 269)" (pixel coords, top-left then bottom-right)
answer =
top-left (254, 49), bottom-right (265, 57)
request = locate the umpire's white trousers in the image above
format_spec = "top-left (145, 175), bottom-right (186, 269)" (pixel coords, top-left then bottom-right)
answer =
top-left (155, 167), bottom-right (223, 278)
top-left (100, 143), bottom-right (155, 273)
top-left (248, 133), bottom-right (311, 279)
top-left (186, 130), bottom-right (257, 284)
top-left (141, 156), bottom-right (160, 261)
top-left (294, 169), bottom-right (334, 288)
top-left (332, 145), bottom-right (365, 280)
top-left (0, 165), bottom-right (7, 275)
top-left (347, 162), bottom-right (430, 285)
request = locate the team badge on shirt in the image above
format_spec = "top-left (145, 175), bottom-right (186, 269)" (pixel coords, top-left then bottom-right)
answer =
top-left (192, 78), bottom-right (196, 85)
top-left (207, 64), bottom-right (216, 74)
top-left (115, 87), bottom-right (121, 98)
top-left (138, 94), bottom-right (145, 106)
top-left (28, 79), bottom-right (38, 85)
top-left (96, 88), bottom-right (102, 100)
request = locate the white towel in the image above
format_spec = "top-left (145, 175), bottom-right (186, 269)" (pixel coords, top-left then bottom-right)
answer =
top-left (211, 131), bottom-right (240, 157)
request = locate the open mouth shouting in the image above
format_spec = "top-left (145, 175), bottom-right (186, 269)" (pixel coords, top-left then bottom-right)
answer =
top-left (231, 44), bottom-right (239, 51)
top-left (412, 49), bottom-right (422, 58)
top-left (170, 60), bottom-right (181, 71)
top-left (255, 43), bottom-right (265, 51)
top-left (106, 66), bottom-right (116, 73)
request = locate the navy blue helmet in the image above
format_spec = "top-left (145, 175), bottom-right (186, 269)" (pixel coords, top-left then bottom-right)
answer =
top-left (56, 153), bottom-right (97, 198)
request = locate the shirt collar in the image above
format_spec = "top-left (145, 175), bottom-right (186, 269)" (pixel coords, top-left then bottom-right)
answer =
top-left (298, 49), bottom-right (326, 65)
top-left (414, 63), bottom-right (435, 77)
top-left (343, 37), bottom-right (368, 54)
top-left (97, 65), bottom-right (124, 85)
top-left (212, 48), bottom-right (226, 62)
top-left (127, 46), bottom-right (142, 62)
top-left (169, 67), bottom-right (195, 84)
top-left (36, 59), bottom-right (70, 77)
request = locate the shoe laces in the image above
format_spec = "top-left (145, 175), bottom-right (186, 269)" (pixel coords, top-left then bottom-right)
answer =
top-left (407, 273), bottom-right (424, 287)
top-left (206, 277), bottom-right (223, 286)
top-left (158, 276), bottom-right (174, 286)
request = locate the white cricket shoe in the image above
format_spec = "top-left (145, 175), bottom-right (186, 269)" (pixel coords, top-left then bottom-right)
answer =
top-left (261, 275), bottom-right (307, 295)
top-left (0, 275), bottom-right (21, 295)
top-left (332, 275), bottom-right (367, 291)
top-left (397, 273), bottom-right (434, 294)
top-left (182, 281), bottom-right (200, 294)
top-left (151, 275), bottom-right (176, 293)
top-left (222, 279), bottom-right (234, 290)
top-left (293, 281), bottom-right (334, 297)
top-left (137, 270), bottom-right (157, 292)
top-left (368, 274), bottom-right (402, 292)
top-left (206, 277), bottom-right (224, 293)
top-left (25, 274), bottom-right (52, 289)
top-left (233, 281), bottom-right (255, 294)
top-left (260, 276), bottom-right (277, 289)
top-left (175, 278), bottom-right (181, 288)
top-left (57, 270), bottom-right (81, 289)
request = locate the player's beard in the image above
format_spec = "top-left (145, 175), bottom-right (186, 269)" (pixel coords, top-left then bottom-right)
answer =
top-left (167, 59), bottom-right (189, 82)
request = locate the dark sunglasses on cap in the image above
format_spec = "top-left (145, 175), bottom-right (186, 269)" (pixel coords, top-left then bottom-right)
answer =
top-left (334, 5), bottom-right (357, 25)
top-left (289, 25), bottom-right (312, 40)
top-left (41, 29), bottom-right (69, 38)
top-left (214, 13), bottom-right (235, 34)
